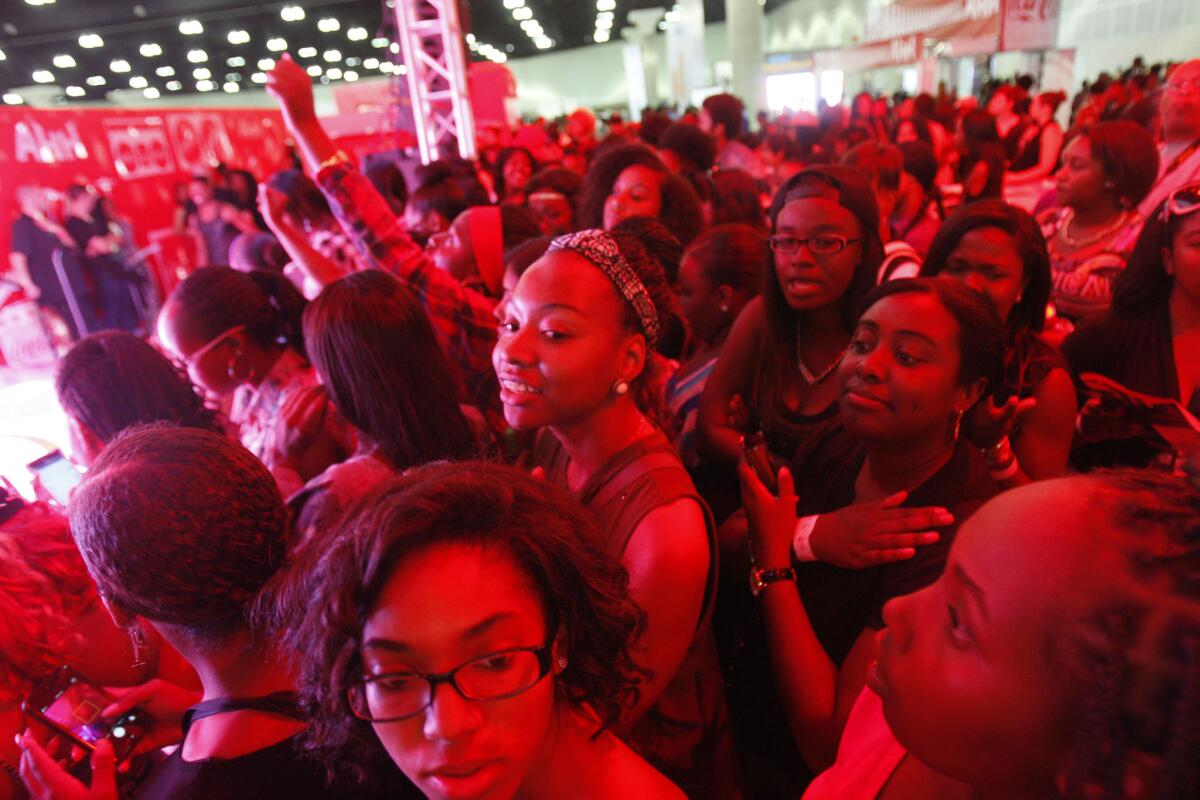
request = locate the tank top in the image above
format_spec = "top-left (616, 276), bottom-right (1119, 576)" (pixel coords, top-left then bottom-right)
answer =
top-left (534, 429), bottom-right (739, 800)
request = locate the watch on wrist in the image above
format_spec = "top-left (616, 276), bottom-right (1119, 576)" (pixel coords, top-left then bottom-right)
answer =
top-left (749, 565), bottom-right (796, 597)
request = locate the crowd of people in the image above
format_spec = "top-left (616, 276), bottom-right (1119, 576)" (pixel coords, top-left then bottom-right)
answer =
top-left (2, 50), bottom-right (1199, 800)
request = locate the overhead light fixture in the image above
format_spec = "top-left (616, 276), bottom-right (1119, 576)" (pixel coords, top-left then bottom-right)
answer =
top-left (193, 67), bottom-right (211, 79)
top-left (347, 27), bottom-right (368, 41)
top-left (0, 49), bottom-right (5, 61)
top-left (166, 80), bottom-right (182, 91)
top-left (594, 30), bottom-right (610, 43)
top-left (4, 93), bottom-right (24, 105)
top-left (535, 37), bottom-right (553, 49)
top-left (129, 76), bottom-right (148, 89)
top-left (280, 5), bottom-right (305, 22)
top-left (223, 82), bottom-right (239, 93)
top-left (306, 65), bottom-right (322, 76)
top-left (78, 33), bottom-right (103, 48)
top-left (318, 18), bottom-right (340, 32)
top-left (179, 19), bottom-right (203, 35)
top-left (596, 17), bottom-right (613, 30)
top-left (371, 37), bottom-right (388, 48)
top-left (266, 38), bottom-right (287, 52)
top-left (86, 75), bottom-right (106, 86)
top-left (389, 42), bottom-right (400, 54)
top-left (596, 0), bottom-right (615, 10)
top-left (110, 59), bottom-right (131, 73)
top-left (196, 80), bottom-right (215, 92)
top-left (156, 65), bottom-right (175, 77)
top-left (143, 87), bottom-right (160, 99)
top-left (344, 70), bottom-right (358, 81)
top-left (503, 0), bottom-right (524, 8)
top-left (258, 58), bottom-right (276, 70)
top-left (139, 43), bottom-right (162, 58)
top-left (251, 72), bottom-right (267, 84)
top-left (520, 20), bottom-right (543, 34)
top-left (25, 0), bottom-right (57, 6)
top-left (513, 7), bottom-right (532, 20)
top-left (228, 30), bottom-right (250, 45)
top-left (298, 46), bottom-right (317, 58)
top-left (323, 49), bottom-right (341, 62)
top-left (187, 50), bottom-right (208, 63)
top-left (363, 57), bottom-right (379, 69)
top-left (65, 85), bottom-right (85, 97)
top-left (326, 67), bottom-right (342, 79)
top-left (32, 70), bottom-right (55, 83)
top-left (52, 54), bottom-right (76, 69)
top-left (227, 56), bottom-right (246, 67)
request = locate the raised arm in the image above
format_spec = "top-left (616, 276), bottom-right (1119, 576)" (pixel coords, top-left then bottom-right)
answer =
top-left (696, 296), bottom-right (765, 466)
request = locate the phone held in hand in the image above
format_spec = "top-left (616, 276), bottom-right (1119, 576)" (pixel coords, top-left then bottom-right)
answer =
top-left (26, 450), bottom-right (82, 506)
top-left (740, 431), bottom-right (779, 495)
top-left (21, 666), bottom-right (150, 762)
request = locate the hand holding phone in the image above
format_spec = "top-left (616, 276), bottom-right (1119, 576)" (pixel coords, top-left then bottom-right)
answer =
top-left (740, 431), bottom-right (779, 495)
top-left (21, 667), bottom-right (150, 763)
top-left (26, 451), bottom-right (82, 506)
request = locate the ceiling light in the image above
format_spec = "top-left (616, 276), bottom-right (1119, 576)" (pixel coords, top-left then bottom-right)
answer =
top-left (32, 70), bottom-right (54, 83)
top-left (306, 65), bottom-right (322, 76)
top-left (298, 46), bottom-right (317, 58)
top-left (398, 64), bottom-right (409, 74)
top-left (323, 49), bottom-right (341, 62)
top-left (110, 59), bottom-right (131, 73)
top-left (503, 0), bottom-right (524, 8)
top-left (156, 65), bottom-right (174, 77)
top-left (535, 37), bottom-right (553, 49)
top-left (596, 17), bottom-right (613, 30)
top-left (371, 37), bottom-right (388, 48)
top-left (318, 18), bottom-right (340, 32)
top-left (520, 20), bottom-right (543, 34)
top-left (258, 58), bottom-right (276, 70)
top-left (53, 54), bottom-right (76, 69)
top-left (193, 67), bottom-right (211, 79)
top-left (347, 27), bottom-right (368, 41)
top-left (0, 49), bottom-right (5, 61)
top-left (139, 42), bottom-right (162, 58)
top-left (326, 67), bottom-right (342, 79)
top-left (267, 38), bottom-right (287, 52)
top-left (223, 82), bottom-right (239, 93)
top-left (143, 87), bottom-right (160, 99)
top-left (25, 0), bottom-right (58, 5)
top-left (280, 5), bottom-right (305, 22)
top-left (129, 76), bottom-right (148, 89)
top-left (594, 30), bottom-right (610, 43)
top-left (363, 57), bottom-right (379, 69)
top-left (389, 42), bottom-right (400, 54)
top-left (225, 73), bottom-right (241, 82)
top-left (597, 11), bottom-right (614, 21)
top-left (65, 85), bottom-right (85, 97)
top-left (166, 80), bottom-right (182, 91)
top-left (596, 0), bottom-right (615, 9)
top-left (344, 70), bottom-right (358, 81)
top-left (86, 75), bottom-right (106, 86)
top-left (513, 7), bottom-right (532, 20)
top-left (227, 30), bottom-right (250, 45)
top-left (179, 19), bottom-right (203, 35)
top-left (196, 80), bottom-right (215, 92)
top-left (187, 50), bottom-right (208, 63)
top-left (251, 72), bottom-right (267, 84)
top-left (78, 33), bottom-right (103, 48)
top-left (227, 56), bottom-right (246, 67)
top-left (345, 57), bottom-right (360, 66)
top-left (4, 93), bottom-right (24, 105)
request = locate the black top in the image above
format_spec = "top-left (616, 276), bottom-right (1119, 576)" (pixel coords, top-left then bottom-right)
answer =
top-left (1062, 305), bottom-right (1180, 402)
top-left (10, 215), bottom-right (65, 300)
top-left (788, 421), bottom-right (999, 664)
top-left (960, 142), bottom-right (1007, 203)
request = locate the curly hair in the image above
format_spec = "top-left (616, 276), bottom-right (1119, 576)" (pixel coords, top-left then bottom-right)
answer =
top-left (69, 425), bottom-right (287, 646)
top-left (492, 146), bottom-right (537, 200)
top-left (658, 123), bottom-right (717, 173)
top-left (710, 168), bottom-right (766, 230)
top-left (684, 222), bottom-right (767, 295)
top-left (1053, 470), bottom-right (1200, 800)
top-left (576, 143), bottom-right (704, 246)
top-left (55, 331), bottom-right (222, 444)
top-left (272, 462), bottom-right (647, 781)
top-left (0, 505), bottom-right (94, 704)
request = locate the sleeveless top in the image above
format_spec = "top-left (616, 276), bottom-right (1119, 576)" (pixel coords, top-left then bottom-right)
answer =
top-left (802, 688), bottom-right (906, 800)
top-left (534, 429), bottom-right (739, 800)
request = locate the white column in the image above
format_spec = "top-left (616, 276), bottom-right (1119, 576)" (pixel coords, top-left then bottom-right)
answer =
top-left (725, 0), bottom-right (765, 116)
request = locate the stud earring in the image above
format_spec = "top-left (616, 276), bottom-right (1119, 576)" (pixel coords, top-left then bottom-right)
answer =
top-left (556, 656), bottom-right (568, 670)
top-left (612, 379), bottom-right (629, 396)
top-left (719, 302), bottom-right (730, 313)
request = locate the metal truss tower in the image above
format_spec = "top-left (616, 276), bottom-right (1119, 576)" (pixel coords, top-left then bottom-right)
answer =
top-left (392, 0), bottom-right (477, 163)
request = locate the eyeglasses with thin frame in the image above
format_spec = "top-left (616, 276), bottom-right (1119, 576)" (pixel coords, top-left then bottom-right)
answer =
top-left (768, 234), bottom-right (863, 255)
top-left (1162, 183), bottom-right (1200, 225)
top-left (348, 644), bottom-right (553, 723)
top-left (179, 324), bottom-right (245, 373)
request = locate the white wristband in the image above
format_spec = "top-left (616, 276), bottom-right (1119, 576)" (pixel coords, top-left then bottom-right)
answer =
top-left (792, 514), bottom-right (820, 562)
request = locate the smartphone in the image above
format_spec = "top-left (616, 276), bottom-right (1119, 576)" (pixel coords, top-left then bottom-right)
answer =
top-left (21, 666), bottom-right (149, 762)
top-left (26, 450), bottom-right (82, 506)
top-left (740, 431), bottom-right (779, 495)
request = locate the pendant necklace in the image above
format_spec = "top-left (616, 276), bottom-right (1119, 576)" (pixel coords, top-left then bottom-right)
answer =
top-left (796, 326), bottom-right (847, 386)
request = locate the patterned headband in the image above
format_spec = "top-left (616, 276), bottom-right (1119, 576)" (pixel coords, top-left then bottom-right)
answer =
top-left (548, 229), bottom-right (660, 346)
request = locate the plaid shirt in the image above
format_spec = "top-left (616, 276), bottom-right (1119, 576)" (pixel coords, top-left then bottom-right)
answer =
top-left (316, 162), bottom-right (504, 431)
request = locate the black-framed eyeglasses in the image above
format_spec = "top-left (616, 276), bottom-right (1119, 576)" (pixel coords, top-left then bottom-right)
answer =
top-left (348, 645), bottom-right (553, 722)
top-left (768, 234), bottom-right (863, 255)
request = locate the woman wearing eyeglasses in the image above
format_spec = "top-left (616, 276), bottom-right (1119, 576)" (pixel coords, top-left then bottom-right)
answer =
top-left (158, 266), bottom-right (353, 495)
top-left (283, 462), bottom-right (684, 799)
top-left (1063, 182), bottom-right (1200, 467)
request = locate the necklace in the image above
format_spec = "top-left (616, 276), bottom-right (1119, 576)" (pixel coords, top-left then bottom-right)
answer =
top-left (796, 326), bottom-right (848, 386)
top-left (1060, 208), bottom-right (1132, 249)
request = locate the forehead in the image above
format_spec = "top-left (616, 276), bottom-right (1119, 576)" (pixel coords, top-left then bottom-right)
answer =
top-left (861, 291), bottom-right (957, 339)
top-left (951, 226), bottom-right (1022, 267)
top-left (615, 164), bottom-right (663, 188)
top-left (777, 196), bottom-right (863, 233)
top-left (515, 249), bottom-right (621, 310)
top-left (1062, 135), bottom-right (1093, 159)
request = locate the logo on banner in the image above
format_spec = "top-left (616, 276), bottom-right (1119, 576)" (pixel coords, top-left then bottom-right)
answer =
top-left (1000, 0), bottom-right (1058, 51)
top-left (167, 113), bottom-right (234, 172)
top-left (106, 119), bottom-right (176, 179)
top-left (13, 119), bottom-right (89, 164)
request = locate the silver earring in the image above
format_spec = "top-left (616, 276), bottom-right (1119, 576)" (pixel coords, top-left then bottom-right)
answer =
top-left (556, 656), bottom-right (568, 670)
top-left (952, 408), bottom-right (963, 443)
top-left (612, 379), bottom-right (629, 396)
top-left (719, 302), bottom-right (730, 313)
top-left (129, 624), bottom-right (148, 669)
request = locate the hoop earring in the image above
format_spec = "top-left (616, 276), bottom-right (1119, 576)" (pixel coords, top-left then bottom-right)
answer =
top-left (612, 379), bottom-right (630, 396)
top-left (128, 624), bottom-right (148, 669)
top-left (951, 408), bottom-right (964, 443)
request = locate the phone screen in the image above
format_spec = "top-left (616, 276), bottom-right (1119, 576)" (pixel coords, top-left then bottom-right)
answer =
top-left (34, 672), bottom-right (148, 757)
top-left (28, 452), bottom-right (82, 506)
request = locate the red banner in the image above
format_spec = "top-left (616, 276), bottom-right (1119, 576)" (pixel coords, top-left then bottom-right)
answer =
top-left (867, 0), bottom-right (1000, 43)
top-left (1000, 0), bottom-right (1059, 52)
top-left (0, 107), bottom-right (291, 297)
top-left (814, 36), bottom-right (922, 72)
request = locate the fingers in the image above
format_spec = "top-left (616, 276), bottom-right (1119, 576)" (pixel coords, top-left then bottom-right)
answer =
top-left (875, 508), bottom-right (954, 533)
top-left (860, 547), bottom-right (918, 564)
top-left (90, 738), bottom-right (119, 795)
top-left (776, 466), bottom-right (796, 504)
top-left (18, 733), bottom-right (72, 800)
top-left (879, 490), bottom-right (909, 509)
top-left (529, 466), bottom-right (546, 482)
top-left (868, 531), bottom-right (941, 550)
top-left (101, 682), bottom-right (151, 718)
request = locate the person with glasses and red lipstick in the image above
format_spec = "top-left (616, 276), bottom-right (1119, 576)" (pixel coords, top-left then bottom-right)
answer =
top-left (1063, 182), bottom-right (1200, 467)
top-left (280, 462), bottom-right (684, 799)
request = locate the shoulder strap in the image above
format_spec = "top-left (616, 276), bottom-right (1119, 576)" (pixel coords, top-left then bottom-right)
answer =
top-left (181, 691), bottom-right (303, 739)
top-left (589, 449), bottom-right (682, 512)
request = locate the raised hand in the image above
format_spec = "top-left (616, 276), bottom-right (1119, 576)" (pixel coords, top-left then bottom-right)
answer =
top-left (809, 492), bottom-right (951, 569)
top-left (265, 53), bottom-right (317, 127)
